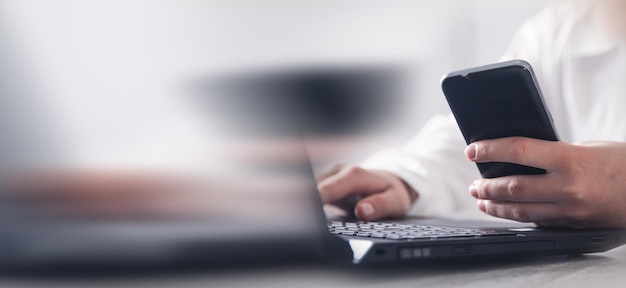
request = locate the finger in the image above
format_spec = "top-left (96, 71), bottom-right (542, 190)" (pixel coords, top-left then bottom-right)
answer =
top-left (466, 137), bottom-right (567, 171)
top-left (469, 176), bottom-right (560, 203)
top-left (317, 166), bottom-right (389, 204)
top-left (315, 163), bottom-right (345, 183)
top-left (355, 189), bottom-right (410, 221)
top-left (477, 200), bottom-right (566, 223)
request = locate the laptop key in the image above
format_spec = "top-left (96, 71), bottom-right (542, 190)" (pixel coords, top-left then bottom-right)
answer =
top-left (386, 234), bottom-right (406, 240)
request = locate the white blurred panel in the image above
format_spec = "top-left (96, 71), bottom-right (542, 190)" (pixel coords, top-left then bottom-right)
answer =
top-left (0, 0), bottom-right (555, 168)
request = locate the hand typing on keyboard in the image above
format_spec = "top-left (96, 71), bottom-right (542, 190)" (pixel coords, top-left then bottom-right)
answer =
top-left (316, 164), bottom-right (418, 221)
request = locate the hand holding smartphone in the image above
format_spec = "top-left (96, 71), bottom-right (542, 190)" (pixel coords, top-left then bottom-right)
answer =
top-left (441, 60), bottom-right (559, 178)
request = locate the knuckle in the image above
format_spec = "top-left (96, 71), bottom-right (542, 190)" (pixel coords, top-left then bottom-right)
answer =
top-left (572, 190), bottom-right (588, 204)
top-left (510, 206), bottom-right (531, 222)
top-left (563, 186), bottom-right (586, 204)
top-left (478, 181), bottom-right (489, 199)
top-left (483, 200), bottom-right (495, 216)
top-left (508, 138), bottom-right (529, 161)
top-left (342, 165), bottom-right (363, 177)
top-left (507, 178), bottom-right (523, 200)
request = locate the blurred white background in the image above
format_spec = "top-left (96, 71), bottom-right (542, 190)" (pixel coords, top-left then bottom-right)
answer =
top-left (0, 0), bottom-right (557, 170)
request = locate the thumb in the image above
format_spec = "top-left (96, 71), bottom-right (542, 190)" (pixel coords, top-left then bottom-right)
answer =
top-left (355, 189), bottom-right (411, 221)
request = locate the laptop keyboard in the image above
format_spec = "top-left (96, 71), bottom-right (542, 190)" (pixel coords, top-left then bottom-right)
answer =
top-left (328, 221), bottom-right (513, 240)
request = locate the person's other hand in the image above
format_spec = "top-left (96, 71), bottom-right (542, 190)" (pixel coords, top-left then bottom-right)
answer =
top-left (465, 137), bottom-right (626, 228)
top-left (316, 164), bottom-right (417, 221)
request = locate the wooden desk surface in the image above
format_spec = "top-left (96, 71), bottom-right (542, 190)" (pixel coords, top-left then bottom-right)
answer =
top-left (3, 245), bottom-right (626, 288)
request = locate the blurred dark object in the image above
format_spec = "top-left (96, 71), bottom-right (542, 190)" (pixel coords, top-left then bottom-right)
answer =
top-left (196, 66), bottom-right (407, 136)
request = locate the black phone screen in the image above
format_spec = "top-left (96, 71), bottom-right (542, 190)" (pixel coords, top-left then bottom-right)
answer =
top-left (441, 62), bottom-right (558, 178)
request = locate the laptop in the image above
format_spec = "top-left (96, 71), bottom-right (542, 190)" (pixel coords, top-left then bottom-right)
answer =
top-left (3, 140), bottom-right (625, 270)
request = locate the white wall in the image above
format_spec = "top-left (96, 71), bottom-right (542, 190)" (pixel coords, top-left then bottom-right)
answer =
top-left (0, 0), bottom-right (556, 168)
top-left (202, 0), bottom-right (555, 164)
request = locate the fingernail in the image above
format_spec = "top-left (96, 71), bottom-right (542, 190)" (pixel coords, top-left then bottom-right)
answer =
top-left (356, 202), bottom-right (375, 219)
top-left (465, 144), bottom-right (478, 161)
top-left (477, 200), bottom-right (486, 212)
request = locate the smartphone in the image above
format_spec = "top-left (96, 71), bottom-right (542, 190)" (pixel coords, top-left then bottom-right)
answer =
top-left (441, 60), bottom-right (559, 178)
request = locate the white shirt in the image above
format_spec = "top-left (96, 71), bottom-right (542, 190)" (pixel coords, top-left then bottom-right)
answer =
top-left (361, 1), bottom-right (626, 220)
